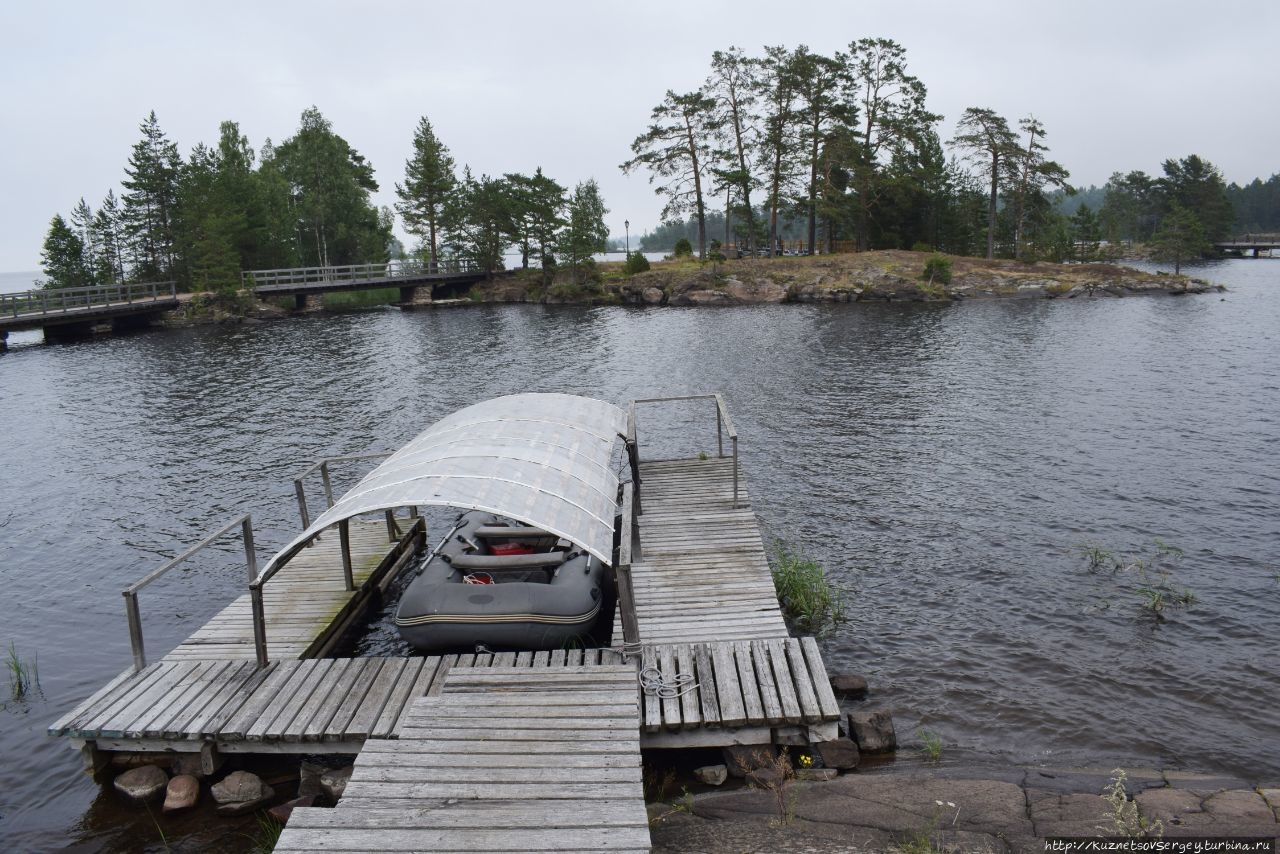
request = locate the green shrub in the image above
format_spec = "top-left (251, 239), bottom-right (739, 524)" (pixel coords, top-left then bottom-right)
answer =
top-left (673, 238), bottom-right (693, 258)
top-left (921, 254), bottom-right (952, 285)
top-left (623, 251), bottom-right (651, 275)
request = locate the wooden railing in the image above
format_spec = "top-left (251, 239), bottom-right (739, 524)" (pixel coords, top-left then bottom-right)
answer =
top-left (631, 394), bottom-right (740, 509)
top-left (1, 281), bottom-right (176, 319)
top-left (122, 514), bottom-right (258, 673)
top-left (243, 260), bottom-right (482, 291)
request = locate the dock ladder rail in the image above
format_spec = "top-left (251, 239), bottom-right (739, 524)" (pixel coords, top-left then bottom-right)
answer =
top-left (630, 393), bottom-right (740, 508)
top-left (121, 514), bottom-right (259, 674)
top-left (120, 452), bottom-right (421, 673)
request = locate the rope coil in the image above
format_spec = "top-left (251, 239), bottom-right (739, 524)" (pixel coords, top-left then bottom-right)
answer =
top-left (639, 665), bottom-right (698, 699)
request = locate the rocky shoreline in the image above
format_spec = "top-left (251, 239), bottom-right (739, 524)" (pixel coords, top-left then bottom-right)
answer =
top-left (153, 251), bottom-right (1223, 330)
top-left (511, 250), bottom-right (1222, 308)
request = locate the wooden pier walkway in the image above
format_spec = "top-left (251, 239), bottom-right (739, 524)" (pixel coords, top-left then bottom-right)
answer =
top-left (166, 518), bottom-right (421, 661)
top-left (49, 394), bottom-right (846, 851)
top-left (276, 664), bottom-right (650, 853)
top-left (622, 456), bottom-right (788, 644)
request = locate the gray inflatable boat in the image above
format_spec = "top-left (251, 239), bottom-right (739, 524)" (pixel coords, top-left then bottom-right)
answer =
top-left (394, 511), bottom-right (606, 652)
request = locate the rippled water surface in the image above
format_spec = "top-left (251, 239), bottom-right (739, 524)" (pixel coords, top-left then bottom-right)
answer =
top-left (1, 260), bottom-right (1277, 849)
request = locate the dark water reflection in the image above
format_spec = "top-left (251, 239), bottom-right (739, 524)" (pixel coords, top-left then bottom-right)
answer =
top-left (1, 260), bottom-right (1277, 849)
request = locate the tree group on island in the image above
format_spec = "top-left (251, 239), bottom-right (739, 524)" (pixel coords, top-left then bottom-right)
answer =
top-left (39, 110), bottom-right (610, 293)
top-left (40, 109), bottom-right (391, 293)
top-left (624, 41), bottom-right (1252, 267)
top-left (396, 117), bottom-right (608, 286)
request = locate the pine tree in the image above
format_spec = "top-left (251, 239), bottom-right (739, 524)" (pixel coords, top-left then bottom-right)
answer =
top-left (952, 107), bottom-right (1019, 258)
top-left (622, 89), bottom-right (717, 259)
top-left (70, 197), bottom-right (99, 286)
top-left (1151, 204), bottom-right (1209, 274)
top-left (1006, 116), bottom-right (1071, 258)
top-left (562, 179), bottom-right (609, 284)
top-left (844, 38), bottom-right (941, 251)
top-left (706, 47), bottom-right (761, 253)
top-left (755, 45), bottom-right (803, 255)
top-left (40, 214), bottom-right (90, 289)
top-left (121, 111), bottom-right (182, 281)
top-left (396, 116), bottom-right (457, 272)
top-left (93, 190), bottom-right (126, 284)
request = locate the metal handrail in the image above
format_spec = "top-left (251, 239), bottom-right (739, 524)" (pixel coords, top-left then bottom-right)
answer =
top-left (121, 514), bottom-right (257, 673)
top-left (242, 259), bottom-right (483, 290)
top-left (2, 281), bottom-right (175, 320)
top-left (631, 394), bottom-right (740, 508)
top-left (292, 451), bottom-right (396, 529)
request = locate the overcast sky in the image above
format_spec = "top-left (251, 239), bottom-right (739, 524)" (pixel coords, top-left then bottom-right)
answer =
top-left (1, 0), bottom-right (1275, 272)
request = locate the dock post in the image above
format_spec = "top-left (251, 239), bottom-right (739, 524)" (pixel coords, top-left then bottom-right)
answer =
top-left (250, 583), bottom-right (269, 668)
top-left (123, 591), bottom-right (146, 672)
top-left (732, 434), bottom-right (739, 509)
top-left (241, 516), bottom-right (258, 582)
top-left (294, 478), bottom-right (311, 529)
top-left (384, 509), bottom-right (399, 541)
top-left (339, 519), bottom-right (355, 590)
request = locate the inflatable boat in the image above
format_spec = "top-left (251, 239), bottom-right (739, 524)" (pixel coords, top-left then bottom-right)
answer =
top-left (394, 510), bottom-right (607, 652)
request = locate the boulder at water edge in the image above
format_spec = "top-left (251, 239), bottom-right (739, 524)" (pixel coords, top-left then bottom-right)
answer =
top-left (847, 708), bottom-right (897, 753)
top-left (211, 770), bottom-right (274, 816)
top-left (113, 764), bottom-right (169, 802)
top-left (163, 775), bottom-right (200, 813)
top-left (321, 765), bottom-right (353, 802)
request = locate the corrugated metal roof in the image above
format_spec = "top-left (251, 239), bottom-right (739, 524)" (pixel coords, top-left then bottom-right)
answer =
top-left (262, 394), bottom-right (627, 573)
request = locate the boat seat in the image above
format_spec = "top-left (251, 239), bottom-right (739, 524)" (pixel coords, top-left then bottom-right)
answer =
top-left (473, 525), bottom-right (557, 540)
top-left (449, 552), bottom-right (567, 571)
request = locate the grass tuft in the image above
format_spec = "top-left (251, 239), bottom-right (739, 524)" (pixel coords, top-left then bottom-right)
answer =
top-left (7, 642), bottom-right (39, 699)
top-left (770, 546), bottom-right (846, 635)
top-left (917, 728), bottom-right (942, 763)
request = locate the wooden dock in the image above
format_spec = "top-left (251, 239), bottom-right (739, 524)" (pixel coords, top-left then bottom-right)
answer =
top-left (167, 517), bottom-right (421, 661)
top-left (276, 664), bottom-right (650, 853)
top-left (622, 456), bottom-right (789, 645)
top-left (50, 394), bottom-right (846, 850)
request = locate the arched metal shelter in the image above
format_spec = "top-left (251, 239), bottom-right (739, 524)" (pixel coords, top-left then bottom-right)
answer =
top-left (260, 393), bottom-right (628, 576)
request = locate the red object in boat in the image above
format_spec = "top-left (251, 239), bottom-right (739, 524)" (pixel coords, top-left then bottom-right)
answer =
top-left (463, 572), bottom-right (494, 584)
top-left (489, 543), bottom-right (535, 556)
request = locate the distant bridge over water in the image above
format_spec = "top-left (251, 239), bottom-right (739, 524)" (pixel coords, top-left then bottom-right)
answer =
top-left (0, 281), bottom-right (178, 349)
top-left (1, 261), bottom-right (490, 350)
top-left (1215, 235), bottom-right (1280, 257)
top-left (243, 260), bottom-right (487, 309)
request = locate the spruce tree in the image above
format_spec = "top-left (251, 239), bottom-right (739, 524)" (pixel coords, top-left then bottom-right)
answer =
top-left (121, 111), bottom-right (182, 281)
top-left (40, 214), bottom-right (90, 289)
top-left (396, 116), bottom-right (457, 272)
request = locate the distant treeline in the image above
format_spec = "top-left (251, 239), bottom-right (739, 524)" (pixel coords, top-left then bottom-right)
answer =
top-left (623, 41), bottom-right (1276, 261)
top-left (39, 109), bottom-right (611, 292)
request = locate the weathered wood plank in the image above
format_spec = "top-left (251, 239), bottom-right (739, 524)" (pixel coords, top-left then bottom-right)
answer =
top-left (732, 641), bottom-right (766, 725)
top-left (766, 638), bottom-right (803, 724)
top-left (784, 639), bottom-right (823, 723)
top-left (801, 636), bottom-right (841, 720)
top-left (710, 643), bottom-right (745, 727)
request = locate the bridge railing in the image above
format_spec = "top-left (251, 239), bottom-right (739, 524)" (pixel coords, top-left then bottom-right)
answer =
top-left (243, 259), bottom-right (482, 291)
top-left (1, 281), bottom-right (176, 319)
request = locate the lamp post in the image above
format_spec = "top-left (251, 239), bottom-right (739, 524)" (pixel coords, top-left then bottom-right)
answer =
top-left (624, 220), bottom-right (630, 257)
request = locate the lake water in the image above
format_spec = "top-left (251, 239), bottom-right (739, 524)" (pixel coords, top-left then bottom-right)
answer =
top-left (0, 259), bottom-right (1277, 849)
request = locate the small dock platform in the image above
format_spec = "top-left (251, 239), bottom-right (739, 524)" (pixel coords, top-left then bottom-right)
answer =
top-left (623, 456), bottom-right (788, 644)
top-left (276, 663), bottom-right (649, 853)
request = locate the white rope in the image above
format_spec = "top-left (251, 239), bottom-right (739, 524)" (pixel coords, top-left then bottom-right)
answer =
top-left (639, 664), bottom-right (698, 699)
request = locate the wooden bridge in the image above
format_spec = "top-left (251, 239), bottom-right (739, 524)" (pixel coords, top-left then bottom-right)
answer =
top-left (243, 260), bottom-right (487, 309)
top-left (1215, 235), bottom-right (1280, 257)
top-left (0, 281), bottom-right (177, 349)
top-left (49, 396), bottom-right (842, 852)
